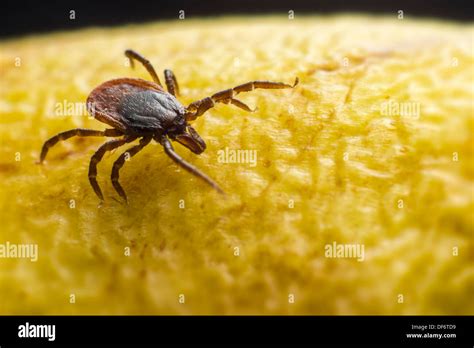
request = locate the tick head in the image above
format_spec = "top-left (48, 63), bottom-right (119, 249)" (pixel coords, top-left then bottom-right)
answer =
top-left (167, 116), bottom-right (206, 154)
top-left (175, 125), bottom-right (206, 154)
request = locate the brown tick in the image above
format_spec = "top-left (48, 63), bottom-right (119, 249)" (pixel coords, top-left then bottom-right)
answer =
top-left (39, 49), bottom-right (298, 203)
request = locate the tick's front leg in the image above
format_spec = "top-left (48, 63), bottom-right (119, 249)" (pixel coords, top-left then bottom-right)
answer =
top-left (161, 136), bottom-right (224, 194)
top-left (185, 77), bottom-right (298, 121)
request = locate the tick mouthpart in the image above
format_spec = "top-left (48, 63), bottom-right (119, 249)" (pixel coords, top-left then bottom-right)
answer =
top-left (174, 127), bottom-right (206, 154)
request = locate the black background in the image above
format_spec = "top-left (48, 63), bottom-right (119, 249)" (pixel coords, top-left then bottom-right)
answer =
top-left (2, 0), bottom-right (473, 39)
top-left (1, 315), bottom-right (473, 345)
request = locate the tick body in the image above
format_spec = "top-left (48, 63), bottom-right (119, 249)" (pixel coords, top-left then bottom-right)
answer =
top-left (39, 49), bottom-right (298, 203)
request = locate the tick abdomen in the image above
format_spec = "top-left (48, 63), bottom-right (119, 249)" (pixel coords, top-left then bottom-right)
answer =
top-left (86, 77), bottom-right (177, 133)
top-left (118, 90), bottom-right (185, 132)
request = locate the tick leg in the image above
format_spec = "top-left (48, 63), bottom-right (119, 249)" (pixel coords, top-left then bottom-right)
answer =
top-left (164, 69), bottom-right (180, 97)
top-left (88, 136), bottom-right (137, 201)
top-left (185, 77), bottom-right (299, 121)
top-left (161, 136), bottom-right (224, 194)
top-left (111, 136), bottom-right (152, 203)
top-left (125, 49), bottom-right (163, 87)
top-left (39, 128), bottom-right (123, 163)
top-left (230, 98), bottom-right (255, 112)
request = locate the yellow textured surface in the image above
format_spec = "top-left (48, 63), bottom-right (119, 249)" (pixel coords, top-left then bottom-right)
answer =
top-left (0, 16), bottom-right (473, 314)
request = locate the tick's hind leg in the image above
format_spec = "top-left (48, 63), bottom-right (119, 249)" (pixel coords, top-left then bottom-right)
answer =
top-left (88, 136), bottom-right (137, 201)
top-left (39, 128), bottom-right (123, 163)
top-left (125, 49), bottom-right (162, 87)
top-left (111, 136), bottom-right (152, 203)
top-left (164, 69), bottom-right (180, 97)
top-left (185, 77), bottom-right (299, 121)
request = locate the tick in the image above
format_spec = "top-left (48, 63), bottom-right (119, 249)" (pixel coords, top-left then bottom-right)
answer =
top-left (39, 49), bottom-right (298, 203)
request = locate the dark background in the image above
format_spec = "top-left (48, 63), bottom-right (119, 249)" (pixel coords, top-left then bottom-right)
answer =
top-left (1, 0), bottom-right (473, 39)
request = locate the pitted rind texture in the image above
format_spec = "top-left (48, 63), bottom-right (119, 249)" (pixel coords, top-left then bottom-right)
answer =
top-left (0, 16), bottom-right (473, 314)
